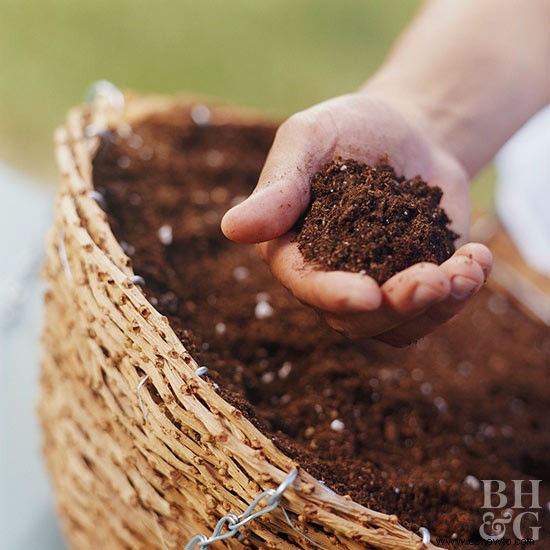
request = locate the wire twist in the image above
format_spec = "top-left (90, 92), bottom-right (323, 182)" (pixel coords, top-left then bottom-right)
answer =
top-left (184, 470), bottom-right (298, 549)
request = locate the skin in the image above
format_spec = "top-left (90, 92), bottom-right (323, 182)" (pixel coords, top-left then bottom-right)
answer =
top-left (222, 0), bottom-right (550, 346)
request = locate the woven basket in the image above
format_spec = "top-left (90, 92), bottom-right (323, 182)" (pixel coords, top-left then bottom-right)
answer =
top-left (40, 90), bottom-right (441, 549)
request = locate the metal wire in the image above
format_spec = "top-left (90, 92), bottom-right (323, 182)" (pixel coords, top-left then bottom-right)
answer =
top-left (88, 190), bottom-right (107, 210)
top-left (419, 526), bottom-right (431, 544)
top-left (129, 275), bottom-right (146, 287)
top-left (195, 366), bottom-right (209, 377)
top-left (184, 470), bottom-right (299, 549)
top-left (281, 506), bottom-right (323, 549)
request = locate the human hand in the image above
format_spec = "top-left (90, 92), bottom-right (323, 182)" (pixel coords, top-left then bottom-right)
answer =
top-left (221, 92), bottom-right (492, 346)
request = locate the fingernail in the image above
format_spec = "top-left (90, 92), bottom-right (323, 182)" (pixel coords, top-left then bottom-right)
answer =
top-left (451, 275), bottom-right (479, 300)
top-left (412, 284), bottom-right (440, 308)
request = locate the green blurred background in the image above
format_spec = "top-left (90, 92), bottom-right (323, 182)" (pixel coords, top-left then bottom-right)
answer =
top-left (0, 0), bottom-right (493, 205)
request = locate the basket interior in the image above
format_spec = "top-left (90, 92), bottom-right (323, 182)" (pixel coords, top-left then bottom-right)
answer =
top-left (91, 103), bottom-right (550, 541)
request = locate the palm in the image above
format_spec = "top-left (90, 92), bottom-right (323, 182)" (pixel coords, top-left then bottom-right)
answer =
top-left (222, 93), bottom-right (491, 345)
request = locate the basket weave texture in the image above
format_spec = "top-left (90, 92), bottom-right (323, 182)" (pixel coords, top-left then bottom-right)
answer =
top-left (39, 94), bottom-right (436, 549)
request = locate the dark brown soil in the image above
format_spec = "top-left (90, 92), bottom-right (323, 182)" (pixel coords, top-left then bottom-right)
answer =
top-left (295, 159), bottom-right (458, 284)
top-left (92, 104), bottom-right (549, 546)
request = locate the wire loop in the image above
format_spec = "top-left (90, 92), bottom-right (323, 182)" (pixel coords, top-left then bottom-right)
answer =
top-left (184, 470), bottom-right (297, 549)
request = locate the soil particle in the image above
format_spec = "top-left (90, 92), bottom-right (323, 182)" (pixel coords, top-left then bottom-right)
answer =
top-left (296, 159), bottom-right (458, 284)
top-left (93, 105), bottom-right (549, 546)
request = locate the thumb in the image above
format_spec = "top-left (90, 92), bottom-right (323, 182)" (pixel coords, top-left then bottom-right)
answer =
top-left (221, 111), bottom-right (330, 244)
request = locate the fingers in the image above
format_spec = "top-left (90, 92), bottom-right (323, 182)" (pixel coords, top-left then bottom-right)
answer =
top-left (258, 230), bottom-right (492, 347)
top-left (221, 111), bottom-right (334, 244)
top-left (324, 262), bottom-right (451, 339)
top-left (374, 243), bottom-right (493, 346)
top-left (257, 235), bottom-right (382, 313)
top-left (260, 233), bottom-right (455, 338)
top-left (453, 242), bottom-right (492, 281)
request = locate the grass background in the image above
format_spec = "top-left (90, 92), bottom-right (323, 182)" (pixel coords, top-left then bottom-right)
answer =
top-left (0, 0), bottom-right (493, 207)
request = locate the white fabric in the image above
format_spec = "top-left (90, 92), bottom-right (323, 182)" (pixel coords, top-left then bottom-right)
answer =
top-left (495, 106), bottom-right (550, 277)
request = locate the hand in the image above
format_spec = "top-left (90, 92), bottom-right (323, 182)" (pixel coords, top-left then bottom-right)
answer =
top-left (221, 92), bottom-right (492, 346)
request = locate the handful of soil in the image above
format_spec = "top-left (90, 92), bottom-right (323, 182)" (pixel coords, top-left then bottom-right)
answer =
top-left (295, 159), bottom-right (458, 284)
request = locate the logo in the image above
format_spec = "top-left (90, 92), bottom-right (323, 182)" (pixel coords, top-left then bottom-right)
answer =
top-left (479, 480), bottom-right (542, 541)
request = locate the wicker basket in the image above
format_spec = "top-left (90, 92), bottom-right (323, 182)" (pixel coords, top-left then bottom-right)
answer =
top-left (41, 89), bottom-right (497, 550)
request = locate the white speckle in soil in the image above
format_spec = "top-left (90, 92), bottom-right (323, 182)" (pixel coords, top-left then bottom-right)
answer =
top-left (210, 186), bottom-right (229, 204)
top-left (157, 224), bottom-right (173, 245)
top-left (255, 300), bottom-right (274, 320)
top-left (215, 322), bottom-right (226, 335)
top-left (120, 241), bottom-right (136, 255)
top-left (204, 210), bottom-right (220, 225)
top-left (457, 361), bottom-right (474, 377)
top-left (411, 368), bottom-right (424, 381)
top-left (127, 133), bottom-right (143, 149)
top-left (330, 419), bottom-right (345, 432)
top-left (280, 394), bottom-right (291, 405)
top-left (464, 475), bottom-right (481, 491)
top-left (117, 155), bottom-right (130, 169)
top-left (510, 398), bottom-right (526, 414)
top-left (139, 147), bottom-right (154, 161)
top-left (421, 382), bottom-right (433, 396)
top-left (500, 425), bottom-right (514, 438)
top-left (278, 361), bottom-right (292, 379)
top-left (191, 189), bottom-right (210, 205)
top-left (340, 164), bottom-right (347, 171)
top-left (205, 150), bottom-right (224, 168)
top-left (129, 193), bottom-right (142, 205)
top-left (304, 426), bottom-right (315, 439)
top-left (483, 425), bottom-right (496, 438)
top-left (261, 372), bottom-right (275, 384)
top-left (233, 266), bottom-right (249, 282)
top-left (190, 104), bottom-right (212, 126)
top-left (434, 396), bottom-right (448, 412)
top-left (116, 123), bottom-right (132, 138)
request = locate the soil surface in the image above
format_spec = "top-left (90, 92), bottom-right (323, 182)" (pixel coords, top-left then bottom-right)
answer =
top-left (296, 158), bottom-right (458, 284)
top-left (92, 104), bottom-right (549, 546)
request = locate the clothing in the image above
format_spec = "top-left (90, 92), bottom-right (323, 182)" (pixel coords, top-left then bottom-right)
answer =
top-left (496, 106), bottom-right (550, 277)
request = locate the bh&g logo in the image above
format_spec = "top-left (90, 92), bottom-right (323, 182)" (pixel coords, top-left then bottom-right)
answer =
top-left (480, 480), bottom-right (542, 541)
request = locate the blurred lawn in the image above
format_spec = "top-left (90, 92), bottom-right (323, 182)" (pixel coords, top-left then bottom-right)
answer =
top-left (0, 0), bottom-right (493, 207)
